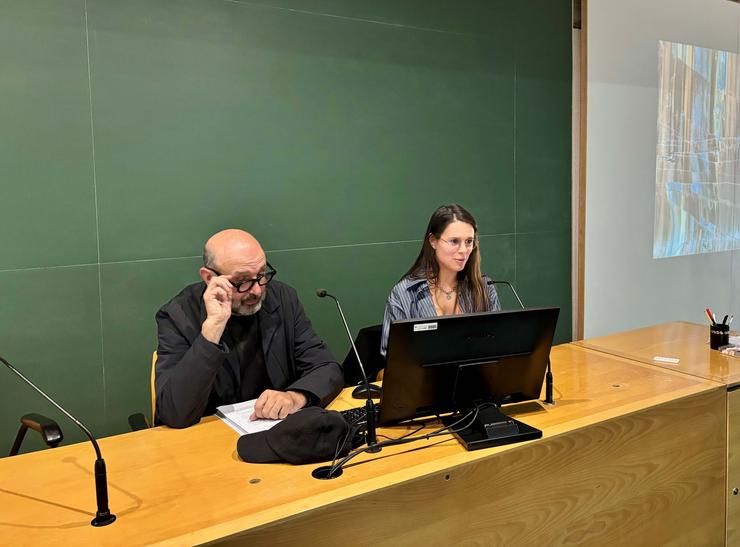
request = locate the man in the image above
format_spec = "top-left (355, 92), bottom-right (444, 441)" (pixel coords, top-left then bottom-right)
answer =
top-left (155, 229), bottom-right (343, 428)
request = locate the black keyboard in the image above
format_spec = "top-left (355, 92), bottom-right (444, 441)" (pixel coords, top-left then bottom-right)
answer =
top-left (340, 405), bottom-right (380, 426)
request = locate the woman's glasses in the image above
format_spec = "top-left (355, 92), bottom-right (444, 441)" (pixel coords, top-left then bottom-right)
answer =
top-left (438, 237), bottom-right (476, 250)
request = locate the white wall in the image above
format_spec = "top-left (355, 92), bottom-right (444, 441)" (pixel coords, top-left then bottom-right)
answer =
top-left (585, 0), bottom-right (740, 337)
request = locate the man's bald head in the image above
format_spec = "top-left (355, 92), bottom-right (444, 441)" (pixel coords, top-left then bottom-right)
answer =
top-left (200, 229), bottom-right (268, 316)
top-left (203, 229), bottom-right (264, 273)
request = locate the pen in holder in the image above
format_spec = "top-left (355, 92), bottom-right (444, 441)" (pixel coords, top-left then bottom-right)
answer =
top-left (710, 323), bottom-right (730, 350)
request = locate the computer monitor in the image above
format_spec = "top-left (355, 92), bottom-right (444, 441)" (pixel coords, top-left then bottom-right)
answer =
top-left (379, 307), bottom-right (559, 450)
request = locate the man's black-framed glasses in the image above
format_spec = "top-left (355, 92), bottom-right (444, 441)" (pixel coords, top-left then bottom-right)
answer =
top-left (207, 262), bottom-right (277, 293)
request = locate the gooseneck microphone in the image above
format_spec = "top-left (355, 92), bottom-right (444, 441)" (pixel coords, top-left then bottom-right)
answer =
top-left (315, 289), bottom-right (380, 453)
top-left (1, 355), bottom-right (116, 526)
top-left (490, 280), bottom-right (524, 309)
top-left (489, 280), bottom-right (555, 405)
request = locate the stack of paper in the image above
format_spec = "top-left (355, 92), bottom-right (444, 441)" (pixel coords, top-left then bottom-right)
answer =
top-left (216, 399), bottom-right (282, 435)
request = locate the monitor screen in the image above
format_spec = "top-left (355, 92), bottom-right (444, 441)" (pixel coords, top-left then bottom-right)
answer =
top-left (379, 307), bottom-right (559, 426)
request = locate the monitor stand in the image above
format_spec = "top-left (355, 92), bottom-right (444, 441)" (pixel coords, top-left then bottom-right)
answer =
top-left (441, 405), bottom-right (542, 451)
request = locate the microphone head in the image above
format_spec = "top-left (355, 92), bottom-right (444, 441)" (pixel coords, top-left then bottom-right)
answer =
top-left (316, 288), bottom-right (328, 298)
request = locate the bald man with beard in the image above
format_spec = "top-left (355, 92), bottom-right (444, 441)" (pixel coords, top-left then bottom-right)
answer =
top-left (154, 229), bottom-right (343, 428)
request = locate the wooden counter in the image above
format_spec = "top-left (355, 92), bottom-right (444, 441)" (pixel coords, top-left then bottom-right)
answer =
top-left (0, 344), bottom-right (726, 546)
top-left (578, 320), bottom-right (740, 545)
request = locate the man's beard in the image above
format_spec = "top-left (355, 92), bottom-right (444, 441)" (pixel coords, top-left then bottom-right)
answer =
top-left (231, 289), bottom-right (266, 316)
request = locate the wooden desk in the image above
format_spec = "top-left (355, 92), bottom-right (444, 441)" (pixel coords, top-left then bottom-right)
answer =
top-left (577, 321), bottom-right (740, 545)
top-left (0, 344), bottom-right (726, 546)
top-left (576, 320), bottom-right (740, 387)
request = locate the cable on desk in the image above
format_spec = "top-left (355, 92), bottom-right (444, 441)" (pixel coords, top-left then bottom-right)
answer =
top-left (328, 419), bottom-right (362, 471)
top-left (376, 421), bottom-right (425, 441)
top-left (324, 405), bottom-right (486, 478)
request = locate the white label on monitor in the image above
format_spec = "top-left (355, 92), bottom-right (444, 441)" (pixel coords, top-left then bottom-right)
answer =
top-left (413, 322), bottom-right (438, 332)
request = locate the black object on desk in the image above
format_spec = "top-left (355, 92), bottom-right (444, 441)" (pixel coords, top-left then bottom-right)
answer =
top-left (341, 324), bottom-right (385, 399)
top-left (1, 355), bottom-right (116, 526)
top-left (380, 306), bottom-right (559, 450)
top-left (710, 323), bottom-right (730, 350)
top-left (441, 405), bottom-right (542, 450)
top-left (316, 290), bottom-right (381, 455)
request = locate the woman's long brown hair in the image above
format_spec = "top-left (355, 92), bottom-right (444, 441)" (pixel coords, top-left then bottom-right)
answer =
top-left (404, 204), bottom-right (489, 312)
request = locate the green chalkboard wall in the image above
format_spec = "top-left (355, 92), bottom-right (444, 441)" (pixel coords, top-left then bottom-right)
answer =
top-left (0, 0), bottom-right (571, 454)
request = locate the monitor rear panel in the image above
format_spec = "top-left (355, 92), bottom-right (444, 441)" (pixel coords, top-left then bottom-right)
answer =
top-left (379, 307), bottom-right (559, 424)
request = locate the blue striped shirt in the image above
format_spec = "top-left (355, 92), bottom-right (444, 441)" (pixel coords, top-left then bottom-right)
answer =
top-left (380, 274), bottom-right (501, 357)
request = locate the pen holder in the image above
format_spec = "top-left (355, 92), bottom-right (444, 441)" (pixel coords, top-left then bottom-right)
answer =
top-left (710, 323), bottom-right (730, 350)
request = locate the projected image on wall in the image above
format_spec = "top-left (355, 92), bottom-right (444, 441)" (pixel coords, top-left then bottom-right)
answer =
top-left (653, 40), bottom-right (740, 259)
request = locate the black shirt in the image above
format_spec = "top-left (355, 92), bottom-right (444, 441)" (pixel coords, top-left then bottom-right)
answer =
top-left (206, 314), bottom-right (272, 414)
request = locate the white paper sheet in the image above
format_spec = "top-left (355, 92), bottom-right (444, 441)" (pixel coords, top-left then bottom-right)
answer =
top-left (216, 399), bottom-right (282, 435)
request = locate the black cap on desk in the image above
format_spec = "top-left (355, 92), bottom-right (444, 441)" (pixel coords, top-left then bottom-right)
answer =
top-left (237, 407), bottom-right (352, 465)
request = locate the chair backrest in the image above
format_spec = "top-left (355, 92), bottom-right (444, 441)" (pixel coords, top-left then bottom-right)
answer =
top-left (341, 324), bottom-right (385, 387)
top-left (150, 351), bottom-right (157, 427)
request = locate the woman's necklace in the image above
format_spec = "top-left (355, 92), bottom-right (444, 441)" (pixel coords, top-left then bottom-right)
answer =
top-left (432, 282), bottom-right (457, 301)
top-left (439, 285), bottom-right (456, 300)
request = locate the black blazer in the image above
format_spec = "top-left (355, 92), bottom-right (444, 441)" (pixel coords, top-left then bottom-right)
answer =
top-left (155, 280), bottom-right (343, 428)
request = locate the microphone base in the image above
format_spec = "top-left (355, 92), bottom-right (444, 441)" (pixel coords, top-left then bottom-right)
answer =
top-left (366, 443), bottom-right (381, 454)
top-left (91, 512), bottom-right (116, 527)
top-left (352, 383), bottom-right (382, 400)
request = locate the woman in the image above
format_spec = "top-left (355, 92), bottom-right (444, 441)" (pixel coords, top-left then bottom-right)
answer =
top-left (380, 204), bottom-right (501, 357)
